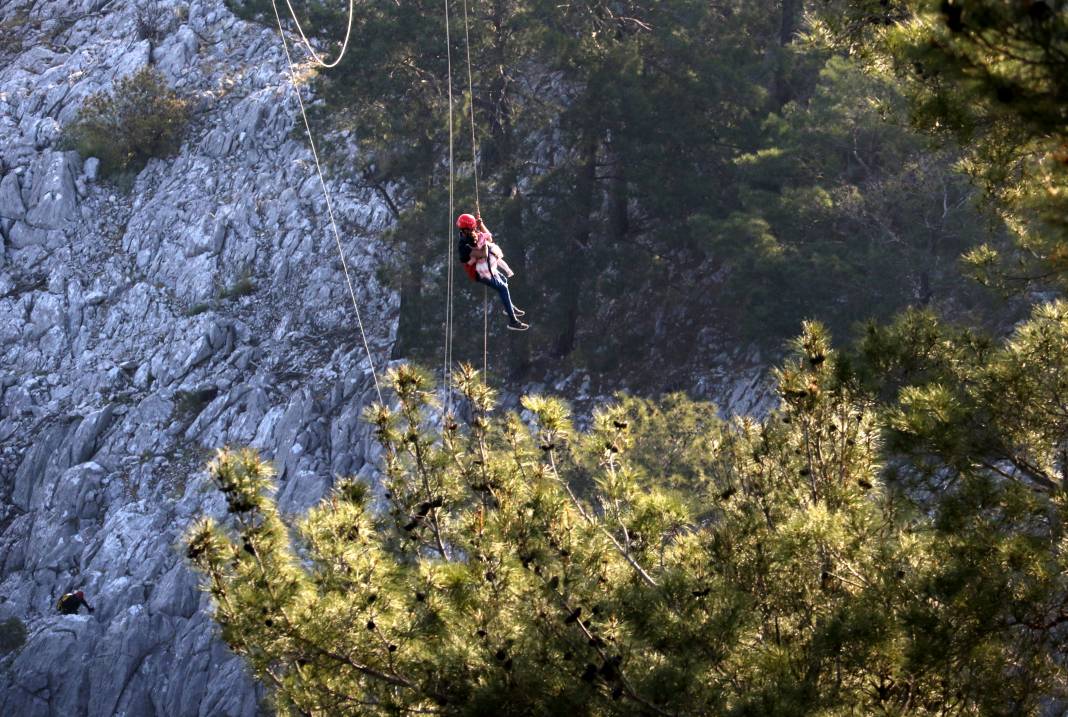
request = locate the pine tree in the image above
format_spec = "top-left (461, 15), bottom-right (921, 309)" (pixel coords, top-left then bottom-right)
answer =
top-left (814, 0), bottom-right (1068, 291)
top-left (188, 320), bottom-right (1068, 714)
top-left (700, 54), bottom-right (1002, 342)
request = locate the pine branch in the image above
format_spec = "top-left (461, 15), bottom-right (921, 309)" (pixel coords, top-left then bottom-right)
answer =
top-left (546, 448), bottom-right (659, 588)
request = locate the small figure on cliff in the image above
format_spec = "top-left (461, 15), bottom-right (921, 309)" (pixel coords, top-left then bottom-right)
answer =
top-left (456, 213), bottom-right (528, 331)
top-left (57, 590), bottom-right (95, 615)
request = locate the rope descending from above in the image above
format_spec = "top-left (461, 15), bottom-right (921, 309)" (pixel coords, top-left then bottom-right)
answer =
top-left (483, 285), bottom-right (488, 380)
top-left (442, 0), bottom-right (457, 416)
top-left (270, 0), bottom-right (384, 404)
top-left (461, 0), bottom-right (481, 215)
top-left (460, 0), bottom-right (490, 382)
top-left (280, 0), bottom-right (356, 68)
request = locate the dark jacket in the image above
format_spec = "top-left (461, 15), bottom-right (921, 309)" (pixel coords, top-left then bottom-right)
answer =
top-left (57, 593), bottom-right (92, 615)
top-left (457, 231), bottom-right (478, 281)
top-left (457, 230), bottom-right (475, 262)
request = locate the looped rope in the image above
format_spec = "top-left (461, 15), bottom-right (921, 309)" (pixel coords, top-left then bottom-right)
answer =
top-left (279, 0), bottom-right (356, 68)
top-left (270, 0), bottom-right (384, 404)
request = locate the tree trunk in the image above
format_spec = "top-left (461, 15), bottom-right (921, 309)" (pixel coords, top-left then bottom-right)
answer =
top-left (392, 254), bottom-right (424, 360)
top-left (554, 132), bottom-right (598, 359)
top-left (609, 144), bottom-right (629, 243)
top-left (780, 0), bottom-right (801, 47)
top-left (771, 0), bottom-right (802, 108)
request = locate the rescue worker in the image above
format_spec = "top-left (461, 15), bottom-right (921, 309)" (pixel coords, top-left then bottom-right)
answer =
top-left (57, 590), bottom-right (94, 615)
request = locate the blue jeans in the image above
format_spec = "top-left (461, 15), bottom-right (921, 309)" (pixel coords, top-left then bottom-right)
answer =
top-left (476, 273), bottom-right (519, 323)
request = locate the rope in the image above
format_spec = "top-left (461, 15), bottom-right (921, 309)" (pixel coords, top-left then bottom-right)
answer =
top-left (461, 0), bottom-right (489, 383)
top-left (442, 0), bottom-right (457, 416)
top-left (461, 0), bottom-right (480, 214)
top-left (279, 0), bottom-right (355, 68)
top-left (483, 287), bottom-right (488, 379)
top-left (270, 0), bottom-right (384, 403)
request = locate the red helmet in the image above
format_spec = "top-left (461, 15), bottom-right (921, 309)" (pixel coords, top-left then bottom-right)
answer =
top-left (456, 213), bottom-right (477, 230)
top-left (74, 591), bottom-right (84, 599)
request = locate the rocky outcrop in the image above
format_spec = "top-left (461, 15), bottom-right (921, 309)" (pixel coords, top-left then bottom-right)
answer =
top-left (0, 1), bottom-right (396, 714)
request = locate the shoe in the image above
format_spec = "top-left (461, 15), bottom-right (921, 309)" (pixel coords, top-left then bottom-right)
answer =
top-left (512, 306), bottom-right (525, 317)
top-left (507, 320), bottom-right (529, 331)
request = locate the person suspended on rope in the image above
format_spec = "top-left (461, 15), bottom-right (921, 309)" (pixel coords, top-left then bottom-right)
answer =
top-left (456, 213), bottom-right (528, 331)
top-left (57, 590), bottom-right (95, 615)
top-left (458, 213), bottom-right (514, 280)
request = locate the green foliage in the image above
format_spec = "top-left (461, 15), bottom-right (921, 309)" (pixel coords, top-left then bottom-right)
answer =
top-left (217, 272), bottom-right (257, 300)
top-left (585, 392), bottom-right (723, 506)
top-left (64, 68), bottom-right (190, 177)
top-left (850, 299), bottom-right (1068, 493)
top-left (188, 320), bottom-right (1068, 714)
top-left (815, 0), bottom-right (1068, 292)
top-left (185, 302), bottom-right (211, 316)
top-left (0, 617), bottom-right (27, 653)
top-left (710, 56), bottom-right (1001, 341)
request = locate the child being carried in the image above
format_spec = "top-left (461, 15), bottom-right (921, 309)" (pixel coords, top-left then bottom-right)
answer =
top-left (472, 230), bottom-right (514, 280)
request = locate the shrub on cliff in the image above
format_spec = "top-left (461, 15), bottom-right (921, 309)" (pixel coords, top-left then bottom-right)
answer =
top-left (186, 314), bottom-right (1068, 715)
top-left (0, 618), bottom-right (27, 653)
top-left (65, 67), bottom-right (190, 177)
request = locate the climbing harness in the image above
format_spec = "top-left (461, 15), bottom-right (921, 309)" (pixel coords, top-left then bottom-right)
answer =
top-left (269, 0), bottom-right (383, 403)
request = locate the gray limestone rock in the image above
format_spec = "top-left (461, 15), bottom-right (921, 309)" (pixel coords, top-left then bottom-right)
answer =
top-left (24, 151), bottom-right (81, 230)
top-left (12, 420), bottom-right (76, 511)
top-left (8, 221), bottom-right (65, 249)
top-left (83, 157), bottom-right (99, 182)
top-left (111, 40), bottom-right (152, 82)
top-left (0, 171), bottom-right (26, 221)
top-left (0, 0), bottom-right (398, 714)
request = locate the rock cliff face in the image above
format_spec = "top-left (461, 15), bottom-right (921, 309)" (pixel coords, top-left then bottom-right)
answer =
top-left (0, 1), bottom-right (396, 714)
top-left (0, 1), bottom-right (776, 714)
